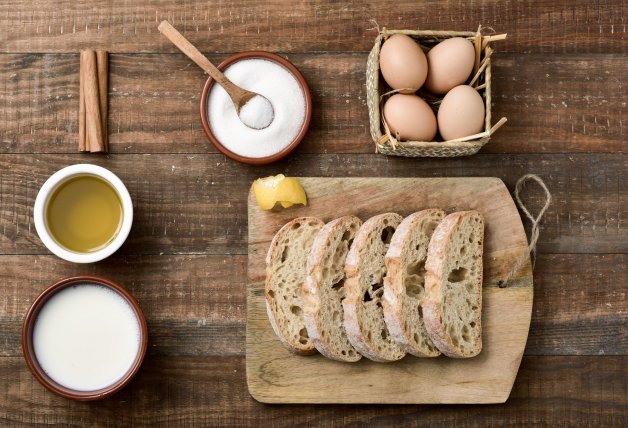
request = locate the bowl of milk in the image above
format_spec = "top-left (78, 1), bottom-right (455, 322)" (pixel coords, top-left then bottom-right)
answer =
top-left (22, 275), bottom-right (148, 400)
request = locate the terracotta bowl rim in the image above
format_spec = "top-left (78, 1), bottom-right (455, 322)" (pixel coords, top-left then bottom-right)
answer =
top-left (21, 275), bottom-right (148, 401)
top-left (199, 50), bottom-right (312, 165)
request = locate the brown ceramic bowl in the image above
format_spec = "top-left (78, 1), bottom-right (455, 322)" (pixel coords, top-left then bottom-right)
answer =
top-left (200, 51), bottom-right (312, 165)
top-left (22, 275), bottom-right (148, 401)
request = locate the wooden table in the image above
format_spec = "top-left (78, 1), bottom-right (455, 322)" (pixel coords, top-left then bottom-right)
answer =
top-left (0, 1), bottom-right (625, 426)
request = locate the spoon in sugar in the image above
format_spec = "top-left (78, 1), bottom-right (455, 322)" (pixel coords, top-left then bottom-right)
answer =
top-left (158, 20), bottom-right (274, 130)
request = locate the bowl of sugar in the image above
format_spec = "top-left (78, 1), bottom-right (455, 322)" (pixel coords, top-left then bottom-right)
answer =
top-left (200, 51), bottom-right (312, 165)
top-left (22, 275), bottom-right (148, 400)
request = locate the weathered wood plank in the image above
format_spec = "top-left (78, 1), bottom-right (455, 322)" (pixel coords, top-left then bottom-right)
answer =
top-left (0, 1), bottom-right (625, 54)
top-left (0, 254), bottom-right (247, 358)
top-left (525, 254), bottom-right (628, 355)
top-left (487, 54), bottom-right (627, 153)
top-left (0, 356), bottom-right (625, 426)
top-left (0, 53), bottom-right (625, 154)
top-left (0, 154), bottom-right (625, 255)
top-left (0, 253), bottom-right (624, 357)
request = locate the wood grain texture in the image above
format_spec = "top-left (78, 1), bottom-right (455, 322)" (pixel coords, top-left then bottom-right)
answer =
top-left (0, 53), bottom-right (625, 154)
top-left (0, 1), bottom-right (625, 54)
top-left (247, 178), bottom-right (533, 403)
top-left (1, 356), bottom-right (625, 426)
top-left (0, 0), bottom-right (625, 422)
top-left (0, 253), bottom-right (624, 358)
top-left (0, 255), bottom-right (246, 358)
top-left (0, 154), bottom-right (625, 255)
top-left (525, 254), bottom-right (628, 355)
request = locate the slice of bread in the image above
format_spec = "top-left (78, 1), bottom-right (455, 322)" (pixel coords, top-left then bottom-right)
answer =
top-left (383, 209), bottom-right (445, 357)
top-left (303, 216), bottom-right (363, 362)
top-left (423, 211), bottom-right (484, 358)
top-left (343, 213), bottom-right (406, 362)
top-left (265, 217), bottom-right (324, 355)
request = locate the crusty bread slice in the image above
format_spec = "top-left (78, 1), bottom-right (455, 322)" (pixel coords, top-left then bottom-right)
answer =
top-left (422, 211), bottom-right (484, 358)
top-left (303, 216), bottom-right (363, 362)
top-left (343, 213), bottom-right (406, 362)
top-left (265, 217), bottom-right (324, 355)
top-left (383, 209), bottom-right (445, 357)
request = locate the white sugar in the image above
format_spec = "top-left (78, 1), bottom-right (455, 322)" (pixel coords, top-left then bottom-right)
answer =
top-left (239, 94), bottom-right (274, 130)
top-left (207, 59), bottom-right (306, 158)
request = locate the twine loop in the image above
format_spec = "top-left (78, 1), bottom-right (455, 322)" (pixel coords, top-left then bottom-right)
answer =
top-left (499, 174), bottom-right (552, 288)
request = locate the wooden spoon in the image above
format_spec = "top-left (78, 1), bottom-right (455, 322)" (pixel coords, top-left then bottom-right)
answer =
top-left (158, 20), bottom-right (274, 130)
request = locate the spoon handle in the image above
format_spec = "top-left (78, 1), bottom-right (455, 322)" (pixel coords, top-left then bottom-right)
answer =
top-left (158, 21), bottom-right (246, 101)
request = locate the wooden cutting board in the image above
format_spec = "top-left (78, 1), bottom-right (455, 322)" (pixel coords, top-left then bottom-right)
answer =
top-left (246, 177), bottom-right (533, 404)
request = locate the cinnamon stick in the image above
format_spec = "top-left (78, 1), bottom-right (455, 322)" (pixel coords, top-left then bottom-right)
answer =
top-left (96, 50), bottom-right (109, 152)
top-left (78, 49), bottom-right (108, 153)
top-left (81, 50), bottom-right (103, 152)
top-left (78, 53), bottom-right (87, 152)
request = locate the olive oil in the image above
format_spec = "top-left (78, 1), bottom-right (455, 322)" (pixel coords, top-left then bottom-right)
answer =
top-left (46, 175), bottom-right (123, 253)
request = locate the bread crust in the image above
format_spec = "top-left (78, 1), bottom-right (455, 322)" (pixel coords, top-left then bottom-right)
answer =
top-left (383, 209), bottom-right (445, 357)
top-left (422, 211), bottom-right (484, 358)
top-left (303, 216), bottom-right (363, 362)
top-left (265, 217), bottom-right (323, 355)
top-left (342, 213), bottom-right (405, 362)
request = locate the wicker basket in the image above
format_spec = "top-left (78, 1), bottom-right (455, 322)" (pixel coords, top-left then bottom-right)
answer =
top-left (366, 27), bottom-right (507, 158)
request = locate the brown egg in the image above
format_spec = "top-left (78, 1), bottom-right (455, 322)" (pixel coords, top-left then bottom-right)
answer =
top-left (379, 34), bottom-right (428, 94)
top-left (437, 85), bottom-right (485, 141)
top-left (383, 94), bottom-right (437, 141)
top-left (424, 37), bottom-right (475, 94)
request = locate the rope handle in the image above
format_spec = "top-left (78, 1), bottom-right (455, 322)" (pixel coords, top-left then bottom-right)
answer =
top-left (498, 174), bottom-right (552, 288)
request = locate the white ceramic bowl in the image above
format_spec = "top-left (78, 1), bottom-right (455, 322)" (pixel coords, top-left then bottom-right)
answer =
top-left (34, 164), bottom-right (133, 264)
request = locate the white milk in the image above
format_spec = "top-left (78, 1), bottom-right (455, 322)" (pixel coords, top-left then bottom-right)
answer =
top-left (33, 283), bottom-right (141, 391)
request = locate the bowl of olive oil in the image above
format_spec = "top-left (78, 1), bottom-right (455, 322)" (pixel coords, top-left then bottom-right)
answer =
top-left (34, 164), bottom-right (133, 263)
